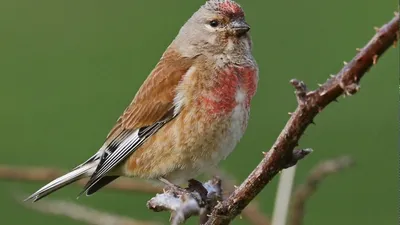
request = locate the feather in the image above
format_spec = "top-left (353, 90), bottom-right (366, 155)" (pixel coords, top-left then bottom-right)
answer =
top-left (24, 160), bottom-right (98, 202)
top-left (80, 116), bottom-right (174, 195)
top-left (105, 49), bottom-right (195, 141)
top-left (85, 176), bottom-right (119, 196)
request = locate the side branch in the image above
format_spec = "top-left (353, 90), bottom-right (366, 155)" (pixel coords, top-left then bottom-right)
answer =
top-left (205, 13), bottom-right (399, 225)
top-left (289, 156), bottom-right (354, 225)
top-left (19, 196), bottom-right (159, 225)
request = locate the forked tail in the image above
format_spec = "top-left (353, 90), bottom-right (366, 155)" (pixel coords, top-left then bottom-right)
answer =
top-left (24, 161), bottom-right (97, 202)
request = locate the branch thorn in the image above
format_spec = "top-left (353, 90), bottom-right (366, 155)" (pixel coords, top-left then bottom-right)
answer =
top-left (372, 55), bottom-right (378, 65)
top-left (343, 83), bottom-right (361, 96)
top-left (394, 30), bottom-right (400, 47)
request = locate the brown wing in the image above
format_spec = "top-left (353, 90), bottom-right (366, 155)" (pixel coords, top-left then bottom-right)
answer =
top-left (105, 49), bottom-right (194, 142)
top-left (79, 49), bottom-right (196, 195)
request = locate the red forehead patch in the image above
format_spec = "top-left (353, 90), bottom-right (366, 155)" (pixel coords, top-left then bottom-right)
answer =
top-left (218, 1), bottom-right (244, 17)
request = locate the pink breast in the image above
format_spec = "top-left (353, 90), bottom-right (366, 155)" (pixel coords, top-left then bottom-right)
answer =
top-left (200, 66), bottom-right (258, 115)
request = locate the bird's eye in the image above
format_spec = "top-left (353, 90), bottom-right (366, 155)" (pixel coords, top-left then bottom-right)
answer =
top-left (209, 20), bottom-right (219, 27)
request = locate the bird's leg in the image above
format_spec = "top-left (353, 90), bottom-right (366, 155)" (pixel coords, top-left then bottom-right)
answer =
top-left (159, 177), bottom-right (185, 192)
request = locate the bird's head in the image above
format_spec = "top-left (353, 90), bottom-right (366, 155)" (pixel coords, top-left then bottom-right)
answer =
top-left (174, 0), bottom-right (252, 56)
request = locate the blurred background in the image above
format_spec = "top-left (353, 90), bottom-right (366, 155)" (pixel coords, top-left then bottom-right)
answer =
top-left (0, 0), bottom-right (397, 224)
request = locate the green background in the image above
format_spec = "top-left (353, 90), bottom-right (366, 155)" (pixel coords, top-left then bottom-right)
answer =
top-left (0, 0), bottom-right (397, 224)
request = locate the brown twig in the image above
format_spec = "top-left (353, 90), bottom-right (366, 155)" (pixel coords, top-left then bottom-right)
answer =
top-left (205, 13), bottom-right (399, 225)
top-left (18, 196), bottom-right (159, 225)
top-left (0, 165), bottom-right (162, 194)
top-left (289, 156), bottom-right (354, 225)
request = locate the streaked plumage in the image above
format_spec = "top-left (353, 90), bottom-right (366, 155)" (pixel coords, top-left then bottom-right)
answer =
top-left (26, 0), bottom-right (258, 202)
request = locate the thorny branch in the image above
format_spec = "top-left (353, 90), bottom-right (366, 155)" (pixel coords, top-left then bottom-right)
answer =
top-left (204, 13), bottom-right (399, 225)
top-left (289, 156), bottom-right (354, 225)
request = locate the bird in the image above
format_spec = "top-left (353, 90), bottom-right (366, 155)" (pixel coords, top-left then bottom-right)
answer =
top-left (25, 0), bottom-right (258, 202)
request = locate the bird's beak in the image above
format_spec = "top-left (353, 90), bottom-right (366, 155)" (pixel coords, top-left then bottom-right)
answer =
top-left (231, 20), bottom-right (250, 36)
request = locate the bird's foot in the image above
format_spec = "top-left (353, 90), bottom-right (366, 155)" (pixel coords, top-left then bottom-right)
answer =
top-left (158, 178), bottom-right (207, 204)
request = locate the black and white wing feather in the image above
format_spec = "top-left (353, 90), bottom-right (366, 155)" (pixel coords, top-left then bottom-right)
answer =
top-left (80, 118), bottom-right (172, 195)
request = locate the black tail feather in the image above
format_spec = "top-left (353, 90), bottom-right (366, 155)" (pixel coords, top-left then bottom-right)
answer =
top-left (84, 176), bottom-right (120, 196)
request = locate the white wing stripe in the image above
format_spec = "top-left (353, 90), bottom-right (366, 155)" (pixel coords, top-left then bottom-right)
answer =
top-left (83, 109), bottom-right (176, 194)
top-left (173, 66), bottom-right (196, 116)
top-left (94, 129), bottom-right (139, 178)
